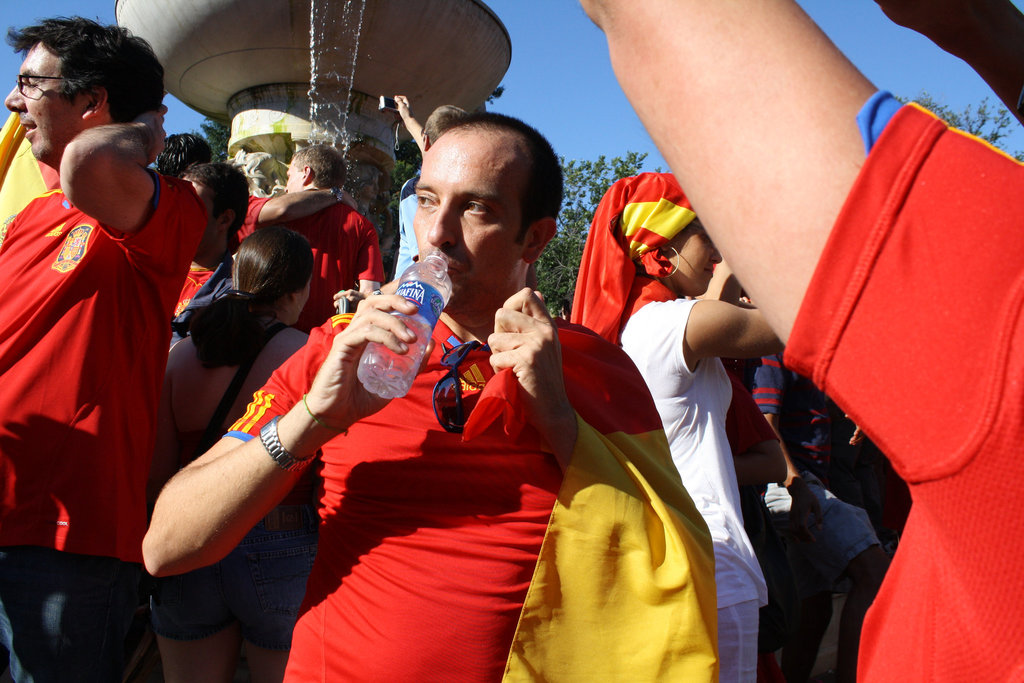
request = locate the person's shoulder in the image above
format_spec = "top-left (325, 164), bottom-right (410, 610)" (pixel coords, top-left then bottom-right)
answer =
top-left (640, 298), bottom-right (696, 315)
top-left (259, 326), bottom-right (310, 366)
top-left (270, 326), bottom-right (309, 352)
top-left (557, 319), bottom-right (636, 366)
top-left (152, 172), bottom-right (206, 226)
top-left (17, 188), bottom-right (75, 217)
top-left (626, 298), bottom-right (694, 334)
top-left (311, 313), bottom-right (354, 341)
top-left (157, 173), bottom-right (200, 205)
top-left (400, 174), bottom-right (420, 199)
top-left (166, 336), bottom-right (202, 375)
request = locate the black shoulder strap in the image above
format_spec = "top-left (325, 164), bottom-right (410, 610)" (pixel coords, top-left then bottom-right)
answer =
top-left (193, 322), bottom-right (289, 459)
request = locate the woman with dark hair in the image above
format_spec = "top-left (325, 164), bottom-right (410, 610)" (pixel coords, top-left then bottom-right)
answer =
top-left (148, 226), bottom-right (316, 683)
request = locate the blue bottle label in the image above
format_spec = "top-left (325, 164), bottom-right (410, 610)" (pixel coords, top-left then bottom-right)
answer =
top-left (396, 280), bottom-right (444, 328)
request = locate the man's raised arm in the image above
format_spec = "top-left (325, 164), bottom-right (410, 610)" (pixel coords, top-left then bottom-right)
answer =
top-left (580, 0), bottom-right (875, 341)
top-left (60, 106), bottom-right (168, 235)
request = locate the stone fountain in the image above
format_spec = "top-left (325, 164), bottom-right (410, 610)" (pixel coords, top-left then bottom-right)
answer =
top-left (114, 0), bottom-right (510, 199)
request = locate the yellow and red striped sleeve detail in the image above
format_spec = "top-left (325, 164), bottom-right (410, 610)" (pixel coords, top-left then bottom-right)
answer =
top-left (229, 390), bottom-right (276, 435)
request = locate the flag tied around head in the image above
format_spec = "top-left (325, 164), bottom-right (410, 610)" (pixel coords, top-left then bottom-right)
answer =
top-left (571, 172), bottom-right (697, 344)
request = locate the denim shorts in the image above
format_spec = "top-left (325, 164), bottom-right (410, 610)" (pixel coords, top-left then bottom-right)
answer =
top-left (0, 545), bottom-right (140, 682)
top-left (150, 504), bottom-right (318, 650)
top-left (763, 472), bottom-right (878, 598)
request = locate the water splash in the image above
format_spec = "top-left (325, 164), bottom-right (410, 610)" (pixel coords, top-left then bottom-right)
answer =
top-left (309, 0), bottom-right (367, 152)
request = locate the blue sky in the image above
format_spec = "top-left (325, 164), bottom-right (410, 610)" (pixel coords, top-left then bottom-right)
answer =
top-left (4, 0), bottom-right (1023, 167)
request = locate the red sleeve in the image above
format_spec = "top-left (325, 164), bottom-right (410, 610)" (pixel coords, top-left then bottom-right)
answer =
top-left (785, 103), bottom-right (1024, 482)
top-left (352, 214), bottom-right (385, 283)
top-left (725, 371), bottom-right (777, 456)
top-left (116, 174), bottom-right (206, 308)
top-left (233, 196), bottom-right (271, 251)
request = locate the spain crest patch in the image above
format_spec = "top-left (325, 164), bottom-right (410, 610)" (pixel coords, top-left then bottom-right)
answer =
top-left (51, 224), bottom-right (93, 273)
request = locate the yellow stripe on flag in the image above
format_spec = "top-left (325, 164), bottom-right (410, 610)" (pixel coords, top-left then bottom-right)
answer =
top-left (0, 112), bottom-right (47, 224)
top-left (621, 199), bottom-right (696, 256)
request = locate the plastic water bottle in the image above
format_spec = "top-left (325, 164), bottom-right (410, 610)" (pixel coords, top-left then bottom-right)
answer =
top-left (357, 250), bottom-right (452, 398)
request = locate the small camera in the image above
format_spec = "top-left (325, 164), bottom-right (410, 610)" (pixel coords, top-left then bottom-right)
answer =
top-left (378, 96), bottom-right (398, 112)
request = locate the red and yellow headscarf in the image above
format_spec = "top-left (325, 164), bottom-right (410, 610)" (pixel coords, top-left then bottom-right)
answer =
top-left (571, 173), bottom-right (697, 344)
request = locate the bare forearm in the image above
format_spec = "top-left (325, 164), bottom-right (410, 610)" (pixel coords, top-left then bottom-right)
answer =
top-left (702, 262), bottom-right (744, 305)
top-left (358, 279), bottom-right (381, 295)
top-left (762, 411), bottom-right (802, 485)
top-left (401, 115), bottom-right (425, 153)
top-left (734, 439), bottom-right (787, 486)
top-left (143, 404), bottom-right (340, 576)
top-left (144, 437), bottom-right (297, 575)
top-left (258, 189), bottom-right (338, 226)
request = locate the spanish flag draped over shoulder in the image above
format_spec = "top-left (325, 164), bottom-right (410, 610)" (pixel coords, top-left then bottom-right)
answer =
top-left (463, 322), bottom-right (719, 681)
top-left (0, 112), bottom-right (49, 226)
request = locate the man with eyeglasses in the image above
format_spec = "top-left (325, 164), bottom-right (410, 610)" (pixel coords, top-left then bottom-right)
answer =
top-left (145, 113), bottom-right (720, 681)
top-left (0, 17), bottom-right (206, 680)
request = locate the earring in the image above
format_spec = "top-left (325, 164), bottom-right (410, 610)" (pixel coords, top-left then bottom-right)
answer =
top-left (666, 246), bottom-right (682, 276)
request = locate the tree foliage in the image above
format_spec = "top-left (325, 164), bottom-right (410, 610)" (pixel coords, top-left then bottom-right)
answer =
top-left (905, 92), bottom-right (1023, 160)
top-left (198, 118), bottom-right (230, 161)
top-left (535, 151), bottom-right (651, 315)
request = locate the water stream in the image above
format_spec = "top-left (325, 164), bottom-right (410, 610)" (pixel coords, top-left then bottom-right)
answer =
top-left (308, 0), bottom-right (368, 152)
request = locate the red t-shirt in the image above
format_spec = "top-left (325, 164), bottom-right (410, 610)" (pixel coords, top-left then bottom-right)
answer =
top-left (174, 265), bottom-right (214, 317)
top-left (0, 176), bottom-right (206, 562)
top-left (229, 317), bottom-right (562, 681)
top-left (239, 197), bottom-right (384, 333)
top-left (786, 104), bottom-right (1024, 680)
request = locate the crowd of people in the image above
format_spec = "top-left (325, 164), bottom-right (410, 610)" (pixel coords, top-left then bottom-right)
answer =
top-left (0, 0), bottom-right (1021, 681)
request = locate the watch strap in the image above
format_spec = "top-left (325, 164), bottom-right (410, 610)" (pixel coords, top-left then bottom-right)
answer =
top-left (260, 416), bottom-right (310, 472)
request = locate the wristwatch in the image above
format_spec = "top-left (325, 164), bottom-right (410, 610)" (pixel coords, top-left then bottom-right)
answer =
top-left (260, 416), bottom-right (310, 472)
top-left (330, 186), bottom-right (345, 203)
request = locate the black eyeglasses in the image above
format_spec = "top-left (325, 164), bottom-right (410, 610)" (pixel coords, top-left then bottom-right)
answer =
top-left (17, 74), bottom-right (64, 100)
top-left (432, 341), bottom-right (486, 433)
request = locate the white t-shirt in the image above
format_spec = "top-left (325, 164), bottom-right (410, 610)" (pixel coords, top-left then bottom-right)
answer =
top-left (621, 298), bottom-right (767, 609)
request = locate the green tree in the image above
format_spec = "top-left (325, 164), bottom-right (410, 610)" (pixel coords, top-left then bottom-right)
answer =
top-left (905, 92), bottom-right (1023, 160)
top-left (388, 138), bottom-right (422, 216)
top-left (198, 117), bottom-right (230, 161)
top-left (536, 151), bottom-right (650, 315)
